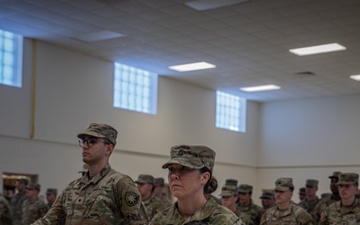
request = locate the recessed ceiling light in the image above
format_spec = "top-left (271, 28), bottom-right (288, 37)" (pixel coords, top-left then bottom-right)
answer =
top-left (240, 84), bottom-right (281, 92)
top-left (185, 0), bottom-right (250, 11)
top-left (350, 74), bottom-right (360, 81)
top-left (73, 30), bottom-right (124, 43)
top-left (169, 62), bottom-right (216, 72)
top-left (289, 43), bottom-right (346, 56)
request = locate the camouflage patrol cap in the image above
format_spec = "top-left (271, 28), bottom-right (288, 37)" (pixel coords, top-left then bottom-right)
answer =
top-left (275, 177), bottom-right (294, 191)
top-left (225, 179), bottom-right (238, 187)
top-left (337, 173), bottom-right (359, 185)
top-left (153, 177), bottom-right (165, 187)
top-left (162, 145), bottom-right (216, 171)
top-left (305, 179), bottom-right (318, 188)
top-left (260, 189), bottom-right (275, 199)
top-left (135, 174), bottom-right (154, 185)
top-left (26, 183), bottom-right (41, 191)
top-left (329, 171), bottom-right (342, 179)
top-left (238, 184), bottom-right (253, 194)
top-left (17, 178), bottom-right (29, 185)
top-left (77, 123), bottom-right (117, 145)
top-left (46, 188), bottom-right (58, 195)
top-left (299, 187), bottom-right (306, 195)
top-left (220, 185), bottom-right (238, 197)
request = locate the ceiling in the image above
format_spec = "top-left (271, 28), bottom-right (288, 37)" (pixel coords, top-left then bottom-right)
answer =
top-left (1, 0), bottom-right (360, 102)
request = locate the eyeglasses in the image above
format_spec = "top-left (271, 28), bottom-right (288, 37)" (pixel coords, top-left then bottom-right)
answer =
top-left (78, 138), bottom-right (110, 147)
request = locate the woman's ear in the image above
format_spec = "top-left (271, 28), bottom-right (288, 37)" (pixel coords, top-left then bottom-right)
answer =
top-left (201, 172), bottom-right (211, 185)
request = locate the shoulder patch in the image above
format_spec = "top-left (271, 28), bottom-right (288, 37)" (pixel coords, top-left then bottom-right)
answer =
top-left (125, 191), bottom-right (140, 207)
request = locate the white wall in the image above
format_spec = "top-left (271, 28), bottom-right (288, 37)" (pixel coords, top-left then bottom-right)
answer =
top-left (0, 40), bottom-right (260, 200)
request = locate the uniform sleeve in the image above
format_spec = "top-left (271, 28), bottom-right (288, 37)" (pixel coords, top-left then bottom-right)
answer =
top-left (260, 210), bottom-right (268, 225)
top-left (31, 192), bottom-right (66, 225)
top-left (116, 176), bottom-right (146, 225)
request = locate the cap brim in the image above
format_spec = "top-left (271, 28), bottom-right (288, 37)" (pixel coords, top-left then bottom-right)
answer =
top-left (161, 158), bottom-right (203, 169)
top-left (77, 132), bottom-right (106, 139)
top-left (337, 181), bottom-right (354, 185)
top-left (274, 187), bottom-right (290, 192)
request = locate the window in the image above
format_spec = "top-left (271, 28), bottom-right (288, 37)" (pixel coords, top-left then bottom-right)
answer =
top-left (0, 29), bottom-right (23, 87)
top-left (216, 91), bottom-right (246, 132)
top-left (113, 63), bottom-right (158, 114)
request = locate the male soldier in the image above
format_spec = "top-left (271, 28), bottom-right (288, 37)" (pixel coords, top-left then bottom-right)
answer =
top-left (314, 171), bottom-right (341, 223)
top-left (299, 179), bottom-right (320, 220)
top-left (220, 185), bottom-right (253, 225)
top-left (11, 178), bottom-right (28, 225)
top-left (238, 184), bottom-right (264, 225)
top-left (153, 177), bottom-right (172, 208)
top-left (319, 173), bottom-right (360, 225)
top-left (135, 174), bottom-right (165, 222)
top-left (22, 183), bottom-right (47, 225)
top-left (45, 188), bottom-right (57, 210)
top-left (260, 177), bottom-right (314, 225)
top-left (0, 193), bottom-right (12, 225)
top-left (32, 123), bottom-right (145, 225)
top-left (259, 189), bottom-right (275, 210)
top-left (299, 187), bottom-right (306, 203)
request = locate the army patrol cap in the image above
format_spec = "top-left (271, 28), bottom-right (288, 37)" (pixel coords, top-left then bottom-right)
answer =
top-left (260, 189), bottom-right (275, 199)
top-left (154, 177), bottom-right (165, 187)
top-left (135, 174), bottom-right (154, 185)
top-left (329, 171), bottom-right (342, 179)
top-left (26, 183), bottom-right (41, 191)
top-left (305, 179), bottom-right (318, 188)
top-left (162, 145), bottom-right (216, 171)
top-left (275, 177), bottom-right (294, 191)
top-left (299, 187), bottom-right (306, 195)
top-left (46, 188), bottom-right (58, 195)
top-left (17, 178), bottom-right (29, 185)
top-left (337, 173), bottom-right (359, 185)
top-left (77, 123), bottom-right (117, 146)
top-left (220, 185), bottom-right (238, 197)
top-left (238, 184), bottom-right (253, 194)
top-left (225, 179), bottom-right (238, 187)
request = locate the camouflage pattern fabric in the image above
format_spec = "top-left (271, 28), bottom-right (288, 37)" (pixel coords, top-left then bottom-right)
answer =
top-left (237, 200), bottom-right (264, 225)
top-left (159, 193), bottom-right (172, 208)
top-left (207, 195), bottom-right (221, 205)
top-left (314, 194), bottom-right (340, 223)
top-left (234, 207), bottom-right (254, 225)
top-left (0, 194), bottom-right (12, 225)
top-left (319, 198), bottom-right (360, 225)
top-left (22, 197), bottom-right (48, 225)
top-left (143, 195), bottom-right (166, 222)
top-left (11, 191), bottom-right (27, 225)
top-left (298, 197), bottom-right (320, 221)
top-left (149, 197), bottom-right (245, 225)
top-left (31, 164), bottom-right (145, 225)
top-left (260, 201), bottom-right (315, 225)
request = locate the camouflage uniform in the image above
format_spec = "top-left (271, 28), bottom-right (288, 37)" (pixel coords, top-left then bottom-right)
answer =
top-left (142, 196), bottom-right (165, 221)
top-left (260, 201), bottom-right (315, 225)
top-left (150, 197), bottom-right (245, 225)
top-left (0, 194), bottom-right (12, 225)
top-left (299, 179), bottom-right (320, 221)
top-left (234, 207), bottom-right (254, 225)
top-left (237, 200), bottom-right (263, 225)
top-left (159, 193), bottom-right (172, 207)
top-left (22, 197), bottom-right (47, 225)
top-left (31, 164), bottom-right (144, 225)
top-left (11, 190), bottom-right (27, 225)
top-left (153, 178), bottom-right (172, 208)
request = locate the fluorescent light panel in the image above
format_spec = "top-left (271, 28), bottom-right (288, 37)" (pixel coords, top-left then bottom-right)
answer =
top-left (73, 30), bottom-right (124, 42)
top-left (169, 62), bottom-right (216, 72)
top-left (185, 0), bottom-right (250, 11)
top-left (240, 84), bottom-right (280, 92)
top-left (289, 43), bottom-right (346, 56)
top-left (350, 74), bottom-right (360, 81)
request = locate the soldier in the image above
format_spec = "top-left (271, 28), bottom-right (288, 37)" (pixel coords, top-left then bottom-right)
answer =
top-left (260, 177), bottom-right (314, 225)
top-left (220, 185), bottom-right (254, 225)
top-left (299, 187), bottom-right (306, 203)
top-left (314, 171), bottom-right (341, 223)
top-left (11, 178), bottom-right (28, 225)
top-left (319, 173), bottom-right (360, 225)
top-left (299, 179), bottom-right (320, 220)
top-left (259, 189), bottom-right (275, 210)
top-left (135, 174), bottom-right (165, 222)
top-left (32, 123), bottom-right (145, 225)
top-left (45, 188), bottom-right (57, 210)
top-left (237, 184), bottom-right (264, 225)
top-left (153, 177), bottom-right (172, 208)
top-left (149, 145), bottom-right (244, 225)
top-left (0, 193), bottom-right (12, 225)
top-left (22, 183), bottom-right (47, 225)
top-left (226, 179), bottom-right (238, 188)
